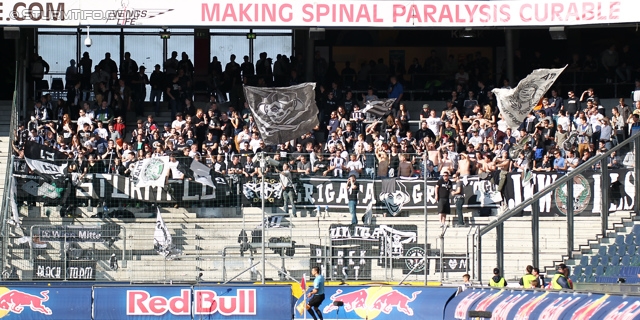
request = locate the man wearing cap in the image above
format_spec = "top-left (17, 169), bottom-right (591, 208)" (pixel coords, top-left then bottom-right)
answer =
top-left (149, 64), bottom-right (164, 116)
top-left (419, 104), bottom-right (430, 124)
top-left (551, 264), bottom-right (572, 289)
top-left (489, 268), bottom-right (507, 288)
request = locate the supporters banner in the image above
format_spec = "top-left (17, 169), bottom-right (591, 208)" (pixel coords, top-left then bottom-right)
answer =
top-left (0, 1), bottom-right (636, 27)
top-left (23, 141), bottom-right (68, 178)
top-left (31, 224), bottom-right (121, 242)
top-left (33, 260), bottom-right (97, 280)
top-left (503, 169), bottom-right (635, 217)
top-left (243, 176), bottom-right (500, 214)
top-left (130, 156), bottom-right (171, 188)
top-left (492, 66), bottom-right (567, 129)
top-left (244, 83), bottom-right (319, 145)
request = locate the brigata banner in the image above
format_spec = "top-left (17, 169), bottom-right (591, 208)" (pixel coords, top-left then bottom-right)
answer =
top-left (503, 169), bottom-right (636, 217)
top-left (93, 285), bottom-right (291, 319)
top-left (446, 288), bottom-right (640, 320)
top-left (0, 285), bottom-right (92, 319)
top-left (243, 176), bottom-right (500, 216)
top-left (294, 286), bottom-right (457, 320)
top-left (0, 0), bottom-right (636, 27)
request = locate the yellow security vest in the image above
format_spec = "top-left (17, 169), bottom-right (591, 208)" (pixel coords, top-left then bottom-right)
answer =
top-left (551, 273), bottom-right (566, 290)
top-left (489, 277), bottom-right (506, 288)
top-left (522, 274), bottom-right (536, 288)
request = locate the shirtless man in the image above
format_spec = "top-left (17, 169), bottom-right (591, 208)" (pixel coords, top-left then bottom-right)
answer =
top-left (457, 152), bottom-right (472, 177)
top-left (397, 154), bottom-right (414, 177)
top-left (427, 143), bottom-right (441, 169)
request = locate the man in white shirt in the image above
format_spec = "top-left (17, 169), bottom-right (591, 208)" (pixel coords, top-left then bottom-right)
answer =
top-left (329, 151), bottom-right (346, 177)
top-left (556, 110), bottom-right (571, 132)
top-left (345, 154), bottom-right (363, 178)
top-left (77, 109), bottom-right (93, 129)
top-left (425, 109), bottom-right (443, 139)
top-left (468, 130), bottom-right (484, 149)
top-left (172, 113), bottom-right (186, 132)
top-left (565, 150), bottom-right (579, 172)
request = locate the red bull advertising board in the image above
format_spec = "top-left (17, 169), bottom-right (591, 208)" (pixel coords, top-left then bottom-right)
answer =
top-left (445, 287), bottom-right (640, 320)
top-left (293, 285), bottom-right (457, 320)
top-left (0, 285), bottom-right (92, 319)
top-left (93, 285), bottom-right (291, 320)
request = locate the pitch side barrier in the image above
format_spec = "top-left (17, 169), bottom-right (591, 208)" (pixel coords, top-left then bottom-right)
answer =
top-left (446, 286), bottom-right (640, 319)
top-left (0, 282), bottom-right (459, 320)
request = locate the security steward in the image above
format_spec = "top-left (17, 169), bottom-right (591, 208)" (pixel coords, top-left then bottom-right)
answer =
top-left (519, 265), bottom-right (536, 288)
top-left (489, 268), bottom-right (507, 288)
top-left (551, 263), bottom-right (572, 289)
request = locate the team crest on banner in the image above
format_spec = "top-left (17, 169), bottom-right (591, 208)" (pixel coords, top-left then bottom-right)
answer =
top-left (244, 83), bottom-right (319, 145)
top-left (554, 174), bottom-right (591, 215)
top-left (379, 180), bottom-right (411, 216)
top-left (131, 156), bottom-right (170, 188)
top-left (492, 66), bottom-right (567, 129)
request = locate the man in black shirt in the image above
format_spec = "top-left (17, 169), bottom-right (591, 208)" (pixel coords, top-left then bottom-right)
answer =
top-left (564, 91), bottom-right (580, 124)
top-left (435, 171), bottom-right (452, 228)
top-left (347, 175), bottom-right (359, 225)
top-left (313, 154), bottom-right (330, 176)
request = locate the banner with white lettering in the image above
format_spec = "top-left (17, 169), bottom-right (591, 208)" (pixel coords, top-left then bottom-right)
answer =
top-left (0, 1), bottom-right (636, 27)
top-left (31, 224), bottom-right (121, 242)
top-left (503, 169), bottom-right (635, 217)
top-left (33, 260), bottom-right (96, 280)
top-left (243, 176), bottom-right (500, 214)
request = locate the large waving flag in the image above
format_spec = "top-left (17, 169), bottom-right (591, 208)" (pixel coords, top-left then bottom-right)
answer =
top-left (130, 156), bottom-right (170, 188)
top-left (244, 83), bottom-right (319, 145)
top-left (492, 66), bottom-right (567, 129)
top-left (362, 98), bottom-right (395, 118)
top-left (23, 141), bottom-right (68, 178)
top-left (154, 208), bottom-right (173, 258)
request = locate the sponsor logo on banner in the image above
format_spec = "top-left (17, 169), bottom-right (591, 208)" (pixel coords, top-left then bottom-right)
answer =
top-left (514, 292), bottom-right (549, 319)
top-left (454, 291), bottom-right (486, 319)
top-left (126, 289), bottom-right (256, 316)
top-left (539, 297), bottom-right (581, 320)
top-left (603, 300), bottom-right (640, 319)
top-left (476, 290), bottom-right (505, 311)
top-left (322, 287), bottom-right (421, 318)
top-left (403, 247), bottom-right (426, 274)
top-left (492, 293), bottom-right (529, 320)
top-left (0, 289), bottom-right (51, 315)
top-left (554, 174), bottom-right (591, 215)
top-left (571, 295), bottom-right (610, 320)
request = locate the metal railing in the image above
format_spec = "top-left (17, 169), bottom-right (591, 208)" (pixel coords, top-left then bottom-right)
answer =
top-left (476, 130), bottom-right (640, 282)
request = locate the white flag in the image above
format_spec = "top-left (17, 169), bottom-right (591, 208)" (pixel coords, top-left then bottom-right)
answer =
top-left (9, 179), bottom-right (20, 228)
top-left (190, 160), bottom-right (215, 189)
top-left (492, 65), bottom-right (567, 129)
top-left (131, 156), bottom-right (170, 188)
top-left (154, 208), bottom-right (172, 257)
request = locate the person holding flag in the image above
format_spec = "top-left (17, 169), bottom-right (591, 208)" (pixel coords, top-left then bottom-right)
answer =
top-left (306, 266), bottom-right (325, 320)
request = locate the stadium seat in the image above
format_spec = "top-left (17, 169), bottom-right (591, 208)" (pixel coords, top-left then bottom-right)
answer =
top-left (628, 245), bottom-right (636, 256)
top-left (635, 235), bottom-right (640, 246)
top-left (622, 255), bottom-right (631, 266)
top-left (573, 265), bottom-right (583, 276)
top-left (580, 255), bottom-right (589, 266)
top-left (590, 255), bottom-right (600, 266)
top-left (584, 265), bottom-right (593, 277)
top-left (570, 275), bottom-right (578, 283)
top-left (607, 245), bottom-right (618, 256)
top-left (600, 255), bottom-right (610, 266)
top-left (597, 245), bottom-right (607, 256)
top-left (617, 245), bottom-right (627, 256)
top-left (610, 255), bottom-right (620, 266)
top-left (625, 234), bottom-right (634, 245)
top-left (595, 265), bottom-right (604, 276)
top-left (615, 235), bottom-right (625, 245)
top-left (632, 224), bottom-right (640, 236)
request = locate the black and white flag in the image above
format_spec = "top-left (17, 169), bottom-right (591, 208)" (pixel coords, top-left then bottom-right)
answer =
top-left (492, 66), bottom-right (567, 129)
top-left (131, 156), bottom-right (170, 188)
top-left (244, 83), bottom-right (319, 145)
top-left (23, 141), bottom-right (68, 178)
top-left (154, 208), bottom-right (177, 258)
top-left (190, 160), bottom-right (215, 189)
top-left (362, 98), bottom-right (396, 118)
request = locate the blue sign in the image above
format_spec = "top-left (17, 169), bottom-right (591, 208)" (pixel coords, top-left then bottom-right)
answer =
top-left (293, 286), bottom-right (457, 320)
top-left (445, 288), bottom-right (640, 320)
top-left (0, 286), bottom-right (91, 320)
top-left (94, 285), bottom-right (292, 320)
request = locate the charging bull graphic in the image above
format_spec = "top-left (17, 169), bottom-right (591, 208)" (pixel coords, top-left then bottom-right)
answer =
top-left (0, 290), bottom-right (51, 315)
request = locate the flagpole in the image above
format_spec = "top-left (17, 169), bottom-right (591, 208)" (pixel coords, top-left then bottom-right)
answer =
top-left (261, 151), bottom-right (266, 285)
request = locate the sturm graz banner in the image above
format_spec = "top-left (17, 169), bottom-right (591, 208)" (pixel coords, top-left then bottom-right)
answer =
top-left (33, 260), bottom-right (96, 280)
top-left (503, 169), bottom-right (636, 217)
top-left (242, 176), bottom-right (500, 214)
top-left (244, 83), bottom-right (319, 145)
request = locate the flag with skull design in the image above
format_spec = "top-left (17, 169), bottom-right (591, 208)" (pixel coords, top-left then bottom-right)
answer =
top-left (244, 83), bottom-right (319, 145)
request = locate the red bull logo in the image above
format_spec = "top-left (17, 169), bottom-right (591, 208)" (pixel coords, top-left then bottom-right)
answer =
top-left (492, 293), bottom-right (529, 320)
top-left (127, 289), bottom-right (256, 316)
top-left (571, 295), bottom-right (610, 320)
top-left (515, 292), bottom-right (549, 320)
top-left (0, 289), bottom-right (51, 315)
top-left (320, 287), bottom-right (421, 319)
top-left (539, 297), bottom-right (580, 320)
top-left (454, 291), bottom-right (486, 319)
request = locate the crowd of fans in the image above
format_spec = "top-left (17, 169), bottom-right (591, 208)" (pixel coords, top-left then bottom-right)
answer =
top-left (16, 49), bottom-right (640, 207)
